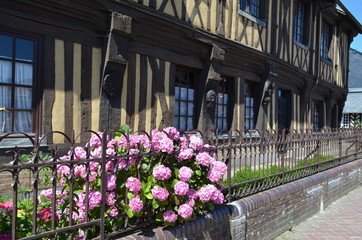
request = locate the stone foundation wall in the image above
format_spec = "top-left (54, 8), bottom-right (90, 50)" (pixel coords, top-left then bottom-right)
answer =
top-left (119, 159), bottom-right (362, 240)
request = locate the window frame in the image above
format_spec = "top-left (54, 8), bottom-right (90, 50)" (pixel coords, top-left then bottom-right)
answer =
top-left (214, 77), bottom-right (233, 132)
top-left (320, 21), bottom-right (332, 60)
top-left (294, 0), bottom-right (309, 46)
top-left (174, 67), bottom-right (199, 131)
top-left (244, 80), bottom-right (256, 131)
top-left (0, 30), bottom-right (41, 135)
top-left (311, 100), bottom-right (323, 130)
top-left (239, 0), bottom-right (266, 26)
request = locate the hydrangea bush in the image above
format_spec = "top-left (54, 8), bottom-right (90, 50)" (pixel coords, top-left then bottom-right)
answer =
top-left (0, 126), bottom-right (227, 238)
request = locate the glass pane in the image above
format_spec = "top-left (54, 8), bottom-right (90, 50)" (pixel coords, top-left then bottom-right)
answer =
top-left (16, 38), bottom-right (33, 61)
top-left (218, 105), bottom-right (223, 117)
top-left (223, 107), bottom-right (227, 117)
top-left (180, 87), bottom-right (187, 100)
top-left (174, 117), bottom-right (179, 129)
top-left (0, 35), bottom-right (12, 59)
top-left (180, 117), bottom-right (186, 131)
top-left (224, 94), bottom-right (228, 103)
top-left (14, 111), bottom-right (32, 132)
top-left (15, 63), bottom-right (33, 85)
top-left (187, 117), bottom-right (193, 131)
top-left (180, 102), bottom-right (187, 115)
top-left (0, 111), bottom-right (11, 133)
top-left (175, 101), bottom-right (179, 115)
top-left (188, 89), bottom-right (194, 101)
top-left (0, 86), bottom-right (11, 108)
top-left (223, 119), bottom-right (227, 129)
top-left (0, 60), bottom-right (12, 83)
top-left (15, 87), bottom-right (32, 109)
top-left (175, 86), bottom-right (180, 100)
top-left (187, 102), bottom-right (193, 116)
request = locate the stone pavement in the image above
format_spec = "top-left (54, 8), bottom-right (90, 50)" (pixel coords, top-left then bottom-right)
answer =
top-left (275, 186), bottom-right (362, 240)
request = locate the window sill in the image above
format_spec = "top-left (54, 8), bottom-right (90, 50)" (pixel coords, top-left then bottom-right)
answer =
top-left (321, 58), bottom-right (333, 65)
top-left (238, 10), bottom-right (266, 27)
top-left (294, 41), bottom-right (309, 50)
top-left (0, 134), bottom-right (47, 149)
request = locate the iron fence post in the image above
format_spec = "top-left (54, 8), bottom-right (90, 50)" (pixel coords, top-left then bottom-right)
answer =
top-left (100, 130), bottom-right (108, 239)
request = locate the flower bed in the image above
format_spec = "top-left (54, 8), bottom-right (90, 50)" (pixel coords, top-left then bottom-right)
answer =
top-left (0, 127), bottom-right (227, 239)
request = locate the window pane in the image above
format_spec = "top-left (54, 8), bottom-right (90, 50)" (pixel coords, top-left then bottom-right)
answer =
top-left (0, 60), bottom-right (12, 83)
top-left (16, 38), bottom-right (33, 61)
top-left (15, 63), bottom-right (33, 85)
top-left (14, 111), bottom-right (32, 132)
top-left (180, 117), bottom-right (186, 131)
top-left (180, 102), bottom-right (187, 115)
top-left (187, 117), bottom-right (193, 131)
top-left (15, 87), bottom-right (32, 109)
top-left (180, 87), bottom-right (187, 100)
top-left (187, 102), bottom-right (193, 115)
top-left (0, 35), bottom-right (12, 59)
top-left (0, 111), bottom-right (11, 133)
top-left (0, 86), bottom-right (11, 108)
top-left (188, 88), bottom-right (194, 100)
top-left (175, 86), bottom-right (180, 99)
top-left (175, 101), bottom-right (179, 115)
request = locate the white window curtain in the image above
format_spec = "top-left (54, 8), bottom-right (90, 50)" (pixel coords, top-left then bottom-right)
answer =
top-left (0, 60), bottom-right (12, 133)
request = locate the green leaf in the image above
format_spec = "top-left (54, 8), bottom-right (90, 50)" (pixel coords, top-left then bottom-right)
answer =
top-left (172, 179), bottom-right (179, 186)
top-left (152, 199), bottom-right (160, 209)
top-left (127, 208), bottom-right (134, 218)
top-left (127, 192), bottom-right (134, 199)
top-left (195, 170), bottom-right (202, 176)
top-left (156, 212), bottom-right (163, 222)
top-left (145, 192), bottom-right (154, 200)
top-left (120, 124), bottom-right (132, 133)
top-left (142, 163), bottom-right (148, 170)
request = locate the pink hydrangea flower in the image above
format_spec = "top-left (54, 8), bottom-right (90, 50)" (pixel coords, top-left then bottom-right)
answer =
top-left (179, 137), bottom-right (188, 150)
top-left (189, 135), bottom-right (204, 151)
top-left (128, 148), bottom-right (140, 165)
top-left (212, 190), bottom-right (224, 204)
top-left (177, 148), bottom-right (194, 160)
top-left (106, 148), bottom-right (116, 156)
top-left (178, 166), bottom-right (193, 182)
top-left (195, 152), bottom-right (215, 166)
top-left (87, 132), bottom-right (103, 148)
top-left (187, 189), bottom-right (198, 199)
top-left (197, 184), bottom-right (218, 202)
top-left (74, 146), bottom-right (87, 160)
top-left (174, 181), bottom-right (189, 196)
top-left (158, 137), bottom-right (174, 154)
top-left (89, 191), bottom-right (102, 210)
top-left (108, 207), bottom-right (119, 217)
top-left (163, 127), bottom-right (180, 140)
top-left (106, 192), bottom-right (117, 206)
top-left (107, 138), bottom-right (119, 149)
top-left (208, 161), bottom-right (227, 182)
top-left (37, 207), bottom-right (52, 222)
top-left (90, 146), bottom-right (102, 158)
top-left (106, 174), bottom-right (117, 191)
top-left (74, 164), bottom-right (86, 178)
top-left (106, 161), bottom-right (115, 172)
top-left (151, 186), bottom-right (169, 201)
top-left (117, 159), bottom-right (127, 169)
top-left (211, 161), bottom-right (227, 175)
top-left (163, 210), bottom-right (178, 223)
top-left (178, 203), bottom-right (193, 219)
top-left (153, 164), bottom-right (171, 180)
top-left (185, 199), bottom-right (195, 207)
top-left (129, 195), bottom-right (143, 212)
top-left (126, 177), bottom-right (142, 193)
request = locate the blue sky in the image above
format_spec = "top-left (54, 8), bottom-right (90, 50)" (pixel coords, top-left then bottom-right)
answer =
top-left (341, 0), bottom-right (362, 52)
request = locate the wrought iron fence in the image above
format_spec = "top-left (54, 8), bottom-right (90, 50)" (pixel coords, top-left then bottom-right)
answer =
top-left (0, 128), bottom-right (362, 239)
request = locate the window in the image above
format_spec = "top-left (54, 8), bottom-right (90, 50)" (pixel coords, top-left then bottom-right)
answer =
top-left (240, 0), bottom-right (264, 19)
top-left (294, 1), bottom-right (308, 45)
top-left (174, 68), bottom-right (197, 131)
top-left (341, 113), bottom-right (349, 128)
top-left (215, 79), bottom-right (229, 132)
top-left (321, 21), bottom-right (332, 60)
top-left (277, 89), bottom-right (291, 130)
top-left (244, 81), bottom-right (255, 130)
top-left (311, 101), bottom-right (322, 129)
top-left (0, 32), bottom-right (37, 133)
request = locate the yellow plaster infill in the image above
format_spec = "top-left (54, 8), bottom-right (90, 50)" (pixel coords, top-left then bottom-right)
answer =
top-left (53, 39), bottom-right (65, 143)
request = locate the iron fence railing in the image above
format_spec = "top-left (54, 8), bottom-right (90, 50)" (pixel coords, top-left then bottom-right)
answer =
top-left (0, 128), bottom-right (362, 239)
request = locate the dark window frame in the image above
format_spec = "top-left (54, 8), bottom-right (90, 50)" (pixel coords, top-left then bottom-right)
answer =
top-left (0, 30), bottom-right (41, 135)
top-left (294, 0), bottom-right (309, 46)
top-left (311, 100), bottom-right (323, 130)
top-left (321, 21), bottom-right (332, 60)
top-left (244, 80), bottom-right (256, 130)
top-left (174, 67), bottom-right (199, 131)
top-left (214, 77), bottom-right (233, 132)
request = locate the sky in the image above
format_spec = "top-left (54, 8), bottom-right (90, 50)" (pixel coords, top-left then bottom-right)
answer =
top-left (341, 0), bottom-right (362, 52)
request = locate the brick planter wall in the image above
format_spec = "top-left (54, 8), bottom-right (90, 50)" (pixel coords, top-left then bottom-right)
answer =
top-left (118, 159), bottom-right (362, 240)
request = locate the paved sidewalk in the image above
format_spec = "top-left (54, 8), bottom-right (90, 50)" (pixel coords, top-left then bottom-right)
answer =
top-left (275, 186), bottom-right (362, 240)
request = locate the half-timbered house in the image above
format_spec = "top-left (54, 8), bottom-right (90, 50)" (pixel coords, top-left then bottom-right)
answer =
top-left (1, 0), bottom-right (361, 146)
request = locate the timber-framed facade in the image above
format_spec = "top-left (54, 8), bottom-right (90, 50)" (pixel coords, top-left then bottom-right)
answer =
top-left (0, 0), bottom-right (361, 145)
